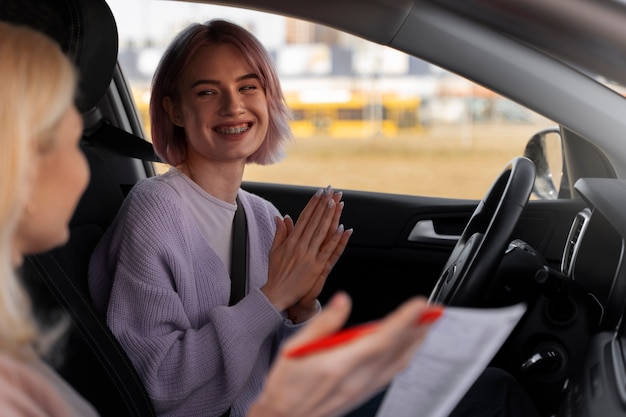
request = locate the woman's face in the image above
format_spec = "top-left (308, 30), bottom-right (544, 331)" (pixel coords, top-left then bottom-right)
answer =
top-left (165, 42), bottom-right (270, 166)
top-left (13, 105), bottom-right (89, 261)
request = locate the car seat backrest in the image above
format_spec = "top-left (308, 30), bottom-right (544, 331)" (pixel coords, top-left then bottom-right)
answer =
top-left (22, 147), bottom-right (155, 416)
top-left (0, 0), bottom-right (157, 415)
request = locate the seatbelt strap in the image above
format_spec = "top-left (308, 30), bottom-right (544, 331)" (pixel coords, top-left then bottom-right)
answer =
top-left (229, 195), bottom-right (248, 306)
top-left (82, 121), bottom-right (162, 163)
top-left (24, 247), bottom-right (157, 416)
top-left (222, 197), bottom-right (247, 417)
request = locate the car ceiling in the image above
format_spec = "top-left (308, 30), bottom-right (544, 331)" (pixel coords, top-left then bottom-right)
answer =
top-left (168, 0), bottom-right (626, 180)
top-left (186, 0), bottom-right (626, 86)
top-left (428, 0), bottom-right (626, 88)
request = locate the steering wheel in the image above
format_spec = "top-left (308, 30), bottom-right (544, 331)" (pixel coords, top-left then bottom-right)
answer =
top-left (429, 157), bottom-right (536, 307)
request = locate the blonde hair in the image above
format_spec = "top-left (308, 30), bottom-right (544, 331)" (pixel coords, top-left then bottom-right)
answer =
top-left (0, 22), bottom-right (78, 359)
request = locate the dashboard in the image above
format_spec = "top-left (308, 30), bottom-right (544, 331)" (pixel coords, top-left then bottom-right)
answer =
top-left (556, 178), bottom-right (626, 416)
top-left (568, 178), bottom-right (626, 327)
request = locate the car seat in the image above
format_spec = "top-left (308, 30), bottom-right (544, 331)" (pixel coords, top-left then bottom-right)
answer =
top-left (0, 0), bottom-right (157, 415)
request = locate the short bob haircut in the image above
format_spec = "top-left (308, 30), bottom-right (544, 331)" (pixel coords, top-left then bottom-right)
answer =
top-left (150, 19), bottom-right (293, 166)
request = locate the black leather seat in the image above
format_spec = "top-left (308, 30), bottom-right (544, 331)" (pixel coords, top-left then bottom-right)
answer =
top-left (0, 0), bottom-right (157, 415)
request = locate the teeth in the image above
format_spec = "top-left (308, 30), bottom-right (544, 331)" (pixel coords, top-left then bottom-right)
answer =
top-left (217, 124), bottom-right (249, 134)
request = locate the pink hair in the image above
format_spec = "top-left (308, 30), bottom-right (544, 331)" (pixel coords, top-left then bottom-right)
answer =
top-left (150, 19), bottom-right (292, 166)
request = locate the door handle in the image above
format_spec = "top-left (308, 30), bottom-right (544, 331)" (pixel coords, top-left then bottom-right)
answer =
top-left (408, 220), bottom-right (460, 243)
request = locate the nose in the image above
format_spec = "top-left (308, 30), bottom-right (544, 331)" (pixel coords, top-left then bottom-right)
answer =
top-left (219, 90), bottom-right (245, 116)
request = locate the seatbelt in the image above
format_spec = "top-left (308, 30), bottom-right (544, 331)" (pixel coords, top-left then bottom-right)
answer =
top-left (82, 121), bottom-right (162, 163)
top-left (229, 196), bottom-right (248, 306)
top-left (24, 235), bottom-right (157, 417)
top-left (222, 197), bottom-right (248, 417)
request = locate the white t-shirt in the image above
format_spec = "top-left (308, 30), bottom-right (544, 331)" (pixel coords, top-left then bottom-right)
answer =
top-left (161, 168), bottom-right (237, 273)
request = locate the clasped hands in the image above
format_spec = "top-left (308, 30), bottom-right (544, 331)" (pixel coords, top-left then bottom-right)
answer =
top-left (262, 186), bottom-right (351, 323)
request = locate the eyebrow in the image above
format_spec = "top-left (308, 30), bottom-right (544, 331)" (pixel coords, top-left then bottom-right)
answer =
top-left (190, 73), bottom-right (259, 89)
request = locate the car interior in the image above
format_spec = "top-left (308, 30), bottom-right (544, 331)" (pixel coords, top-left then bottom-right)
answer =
top-left (4, 0), bottom-right (626, 416)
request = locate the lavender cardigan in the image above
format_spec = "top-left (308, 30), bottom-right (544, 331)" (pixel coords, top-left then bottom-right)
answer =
top-left (88, 175), bottom-right (306, 417)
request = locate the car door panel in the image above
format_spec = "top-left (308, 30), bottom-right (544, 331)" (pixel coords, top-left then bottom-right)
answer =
top-left (243, 181), bottom-right (586, 322)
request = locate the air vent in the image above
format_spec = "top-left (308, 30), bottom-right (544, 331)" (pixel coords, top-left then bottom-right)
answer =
top-left (561, 208), bottom-right (591, 276)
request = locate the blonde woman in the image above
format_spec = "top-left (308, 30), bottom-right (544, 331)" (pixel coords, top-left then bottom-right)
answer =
top-left (0, 20), bottom-right (95, 416)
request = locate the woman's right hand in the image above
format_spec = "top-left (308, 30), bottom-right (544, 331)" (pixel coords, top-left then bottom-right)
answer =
top-left (247, 292), bottom-right (438, 417)
top-left (261, 187), bottom-right (350, 317)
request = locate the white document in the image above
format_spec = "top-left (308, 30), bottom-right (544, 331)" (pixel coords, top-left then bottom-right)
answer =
top-left (375, 303), bottom-right (527, 417)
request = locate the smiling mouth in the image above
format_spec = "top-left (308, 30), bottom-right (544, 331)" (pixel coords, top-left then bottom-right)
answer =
top-left (215, 123), bottom-right (251, 134)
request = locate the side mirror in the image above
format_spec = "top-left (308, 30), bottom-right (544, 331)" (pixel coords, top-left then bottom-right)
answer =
top-left (523, 127), bottom-right (564, 200)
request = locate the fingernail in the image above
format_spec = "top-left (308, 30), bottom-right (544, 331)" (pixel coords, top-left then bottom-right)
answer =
top-left (337, 224), bottom-right (344, 234)
top-left (328, 199), bottom-right (335, 208)
top-left (338, 201), bottom-right (345, 210)
top-left (284, 214), bottom-right (291, 220)
top-left (315, 189), bottom-right (323, 197)
top-left (325, 185), bottom-right (332, 194)
top-left (335, 191), bottom-right (343, 200)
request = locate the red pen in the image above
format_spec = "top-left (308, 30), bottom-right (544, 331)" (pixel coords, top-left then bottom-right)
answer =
top-left (285, 306), bottom-right (444, 358)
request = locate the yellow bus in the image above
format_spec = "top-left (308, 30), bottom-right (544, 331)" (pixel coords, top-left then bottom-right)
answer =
top-left (287, 93), bottom-right (422, 139)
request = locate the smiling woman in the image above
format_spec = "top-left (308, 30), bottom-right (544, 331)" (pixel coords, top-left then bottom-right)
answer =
top-left (88, 19), bottom-right (352, 417)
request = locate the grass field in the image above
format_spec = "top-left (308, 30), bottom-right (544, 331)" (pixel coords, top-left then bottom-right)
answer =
top-left (240, 123), bottom-right (552, 199)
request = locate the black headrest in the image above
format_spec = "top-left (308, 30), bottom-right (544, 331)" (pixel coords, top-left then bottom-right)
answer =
top-left (0, 0), bottom-right (118, 113)
top-left (70, 146), bottom-right (125, 230)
